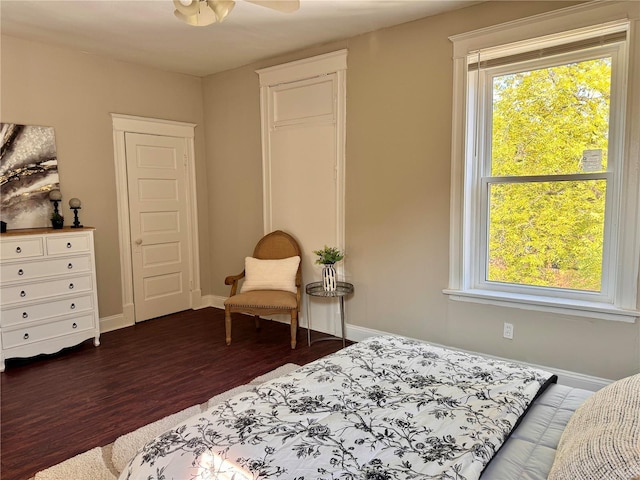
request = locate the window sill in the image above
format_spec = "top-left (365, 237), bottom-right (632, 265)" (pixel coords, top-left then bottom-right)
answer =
top-left (442, 288), bottom-right (639, 323)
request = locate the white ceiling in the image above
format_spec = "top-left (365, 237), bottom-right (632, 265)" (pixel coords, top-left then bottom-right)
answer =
top-left (0, 0), bottom-right (477, 77)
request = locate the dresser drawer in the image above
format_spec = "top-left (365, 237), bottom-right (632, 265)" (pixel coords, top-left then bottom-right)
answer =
top-left (46, 235), bottom-right (90, 255)
top-left (2, 313), bottom-right (95, 349)
top-left (1, 294), bottom-right (94, 327)
top-left (0, 255), bottom-right (92, 283)
top-left (0, 237), bottom-right (44, 260)
top-left (0, 274), bottom-right (93, 305)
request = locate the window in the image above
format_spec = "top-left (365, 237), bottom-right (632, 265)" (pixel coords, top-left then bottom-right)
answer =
top-left (447, 5), bottom-right (640, 322)
top-left (479, 47), bottom-right (619, 297)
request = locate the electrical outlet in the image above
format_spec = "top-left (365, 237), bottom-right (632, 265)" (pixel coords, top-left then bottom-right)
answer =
top-left (503, 322), bottom-right (514, 340)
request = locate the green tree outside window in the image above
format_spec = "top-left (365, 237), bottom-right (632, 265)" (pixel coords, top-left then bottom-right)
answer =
top-left (487, 58), bottom-right (611, 291)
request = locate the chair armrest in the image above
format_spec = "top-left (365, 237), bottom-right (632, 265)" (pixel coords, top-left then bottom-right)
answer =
top-left (225, 272), bottom-right (245, 285)
top-left (225, 271), bottom-right (245, 297)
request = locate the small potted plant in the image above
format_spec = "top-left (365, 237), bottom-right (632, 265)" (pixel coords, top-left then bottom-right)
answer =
top-left (313, 246), bottom-right (344, 292)
top-left (51, 212), bottom-right (64, 229)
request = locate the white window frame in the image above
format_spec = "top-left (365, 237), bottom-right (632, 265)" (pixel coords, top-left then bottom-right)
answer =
top-left (445, 2), bottom-right (640, 323)
top-left (475, 45), bottom-right (623, 301)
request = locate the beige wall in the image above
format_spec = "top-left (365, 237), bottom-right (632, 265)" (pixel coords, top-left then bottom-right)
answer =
top-left (0, 35), bottom-right (211, 318)
top-left (202, 66), bottom-right (264, 287)
top-left (202, 1), bottom-right (639, 380)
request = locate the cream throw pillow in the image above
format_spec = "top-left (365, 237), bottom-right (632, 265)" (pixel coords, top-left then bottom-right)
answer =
top-left (240, 256), bottom-right (300, 294)
top-left (548, 373), bottom-right (640, 480)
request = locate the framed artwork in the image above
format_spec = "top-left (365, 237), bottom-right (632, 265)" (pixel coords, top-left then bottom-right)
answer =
top-left (0, 123), bottom-right (60, 230)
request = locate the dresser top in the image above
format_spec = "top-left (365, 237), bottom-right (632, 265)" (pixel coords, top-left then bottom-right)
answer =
top-left (0, 227), bottom-right (95, 237)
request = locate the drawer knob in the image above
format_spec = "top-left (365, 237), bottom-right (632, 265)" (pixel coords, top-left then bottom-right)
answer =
top-left (20, 290), bottom-right (26, 297)
top-left (72, 323), bottom-right (78, 329)
top-left (67, 242), bottom-right (72, 248)
top-left (23, 333), bottom-right (29, 340)
top-left (69, 283), bottom-right (74, 290)
top-left (68, 263), bottom-right (73, 269)
top-left (18, 269), bottom-right (24, 276)
top-left (22, 312), bottom-right (28, 318)
top-left (70, 303), bottom-right (76, 310)
top-left (16, 246), bottom-right (22, 254)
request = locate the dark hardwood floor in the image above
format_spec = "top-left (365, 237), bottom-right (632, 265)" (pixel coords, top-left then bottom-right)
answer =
top-left (0, 308), bottom-right (347, 480)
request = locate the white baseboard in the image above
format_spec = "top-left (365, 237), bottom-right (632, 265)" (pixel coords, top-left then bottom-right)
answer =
top-left (203, 294), bottom-right (226, 310)
top-left (99, 313), bottom-right (132, 333)
top-left (190, 289), bottom-right (203, 309)
top-left (345, 324), bottom-right (611, 391)
top-left (99, 302), bottom-right (609, 391)
top-left (122, 303), bottom-right (135, 326)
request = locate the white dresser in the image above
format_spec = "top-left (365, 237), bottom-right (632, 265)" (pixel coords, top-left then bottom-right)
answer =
top-left (0, 227), bottom-right (100, 371)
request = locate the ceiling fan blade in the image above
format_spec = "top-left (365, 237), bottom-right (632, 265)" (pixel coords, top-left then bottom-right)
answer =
top-left (207, 0), bottom-right (236, 22)
top-left (244, 0), bottom-right (300, 13)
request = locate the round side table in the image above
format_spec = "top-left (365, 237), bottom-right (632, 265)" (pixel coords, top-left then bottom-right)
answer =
top-left (305, 281), bottom-right (354, 347)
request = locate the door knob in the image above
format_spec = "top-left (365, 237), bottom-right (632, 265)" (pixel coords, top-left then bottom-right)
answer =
top-left (135, 238), bottom-right (143, 245)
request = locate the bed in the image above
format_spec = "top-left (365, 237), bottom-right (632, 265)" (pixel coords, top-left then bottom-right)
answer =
top-left (481, 382), bottom-right (592, 479)
top-left (120, 335), bottom-right (639, 480)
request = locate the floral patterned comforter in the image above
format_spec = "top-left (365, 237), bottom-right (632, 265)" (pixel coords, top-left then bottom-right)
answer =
top-left (120, 335), bottom-right (555, 480)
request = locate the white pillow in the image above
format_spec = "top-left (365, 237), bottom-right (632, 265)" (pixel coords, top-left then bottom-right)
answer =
top-left (240, 256), bottom-right (300, 294)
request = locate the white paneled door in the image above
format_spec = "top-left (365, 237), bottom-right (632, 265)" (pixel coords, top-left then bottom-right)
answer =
top-left (269, 88), bottom-right (339, 322)
top-left (258, 50), bottom-right (347, 336)
top-left (125, 133), bottom-right (191, 322)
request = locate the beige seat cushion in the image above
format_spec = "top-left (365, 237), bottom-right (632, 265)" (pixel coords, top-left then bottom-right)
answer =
top-left (224, 290), bottom-right (297, 309)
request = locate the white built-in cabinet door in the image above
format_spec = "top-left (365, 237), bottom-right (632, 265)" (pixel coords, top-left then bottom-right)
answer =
top-left (258, 50), bottom-right (347, 336)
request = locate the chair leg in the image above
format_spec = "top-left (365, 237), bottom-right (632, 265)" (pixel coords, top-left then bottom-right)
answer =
top-left (225, 307), bottom-right (232, 346)
top-left (254, 315), bottom-right (261, 331)
top-left (290, 310), bottom-right (298, 349)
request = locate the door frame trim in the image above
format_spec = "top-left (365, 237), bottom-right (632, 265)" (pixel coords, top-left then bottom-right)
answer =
top-left (111, 114), bottom-right (201, 325)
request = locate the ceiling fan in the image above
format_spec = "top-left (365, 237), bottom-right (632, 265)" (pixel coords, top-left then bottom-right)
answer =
top-left (173, 0), bottom-right (300, 26)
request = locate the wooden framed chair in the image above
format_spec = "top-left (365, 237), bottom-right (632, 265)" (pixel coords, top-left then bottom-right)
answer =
top-left (224, 230), bottom-right (302, 349)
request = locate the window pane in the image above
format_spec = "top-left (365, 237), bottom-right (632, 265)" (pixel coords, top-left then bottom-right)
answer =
top-left (491, 58), bottom-right (611, 176)
top-left (487, 180), bottom-right (605, 291)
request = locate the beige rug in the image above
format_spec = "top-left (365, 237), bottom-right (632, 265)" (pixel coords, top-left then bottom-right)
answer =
top-left (32, 363), bottom-right (300, 480)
